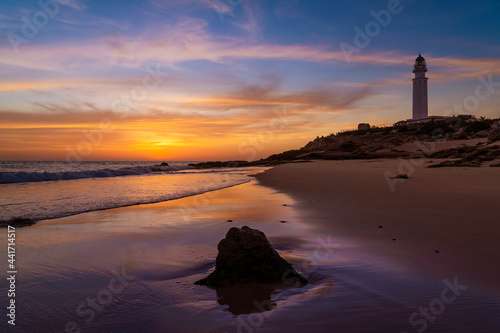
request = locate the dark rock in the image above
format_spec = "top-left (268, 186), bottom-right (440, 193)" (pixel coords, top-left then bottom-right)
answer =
top-left (195, 226), bottom-right (308, 288)
top-left (280, 221), bottom-right (287, 224)
top-left (2, 218), bottom-right (36, 227)
top-left (486, 149), bottom-right (500, 158)
top-left (265, 149), bottom-right (305, 161)
top-left (490, 163), bottom-right (500, 167)
top-left (227, 220), bottom-right (233, 222)
top-left (378, 225), bottom-right (384, 229)
top-left (427, 160), bottom-right (482, 168)
top-left (488, 132), bottom-right (500, 142)
top-left (339, 141), bottom-right (359, 152)
top-left (191, 161), bottom-right (245, 169)
top-left (392, 174), bottom-right (409, 179)
top-left (160, 162), bottom-right (169, 166)
top-left (190, 159), bottom-right (313, 169)
top-left (461, 151), bottom-right (479, 161)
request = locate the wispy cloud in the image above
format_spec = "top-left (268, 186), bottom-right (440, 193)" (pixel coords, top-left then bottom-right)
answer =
top-left (0, 77), bottom-right (374, 147)
top-left (1, 1), bottom-right (499, 161)
top-left (231, 1), bottom-right (263, 37)
top-left (63, 0), bottom-right (87, 11)
top-left (2, 13), bottom-right (498, 83)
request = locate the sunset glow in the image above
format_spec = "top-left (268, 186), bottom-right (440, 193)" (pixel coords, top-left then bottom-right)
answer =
top-left (1, 0), bottom-right (499, 161)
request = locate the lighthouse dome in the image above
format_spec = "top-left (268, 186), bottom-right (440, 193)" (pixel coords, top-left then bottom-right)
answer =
top-left (415, 53), bottom-right (426, 66)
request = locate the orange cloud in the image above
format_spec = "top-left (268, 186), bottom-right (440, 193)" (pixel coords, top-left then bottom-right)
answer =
top-left (2, 14), bottom-right (499, 161)
top-left (0, 86), bottom-right (361, 161)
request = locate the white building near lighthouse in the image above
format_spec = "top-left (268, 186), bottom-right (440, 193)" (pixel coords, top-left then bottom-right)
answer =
top-left (412, 53), bottom-right (428, 120)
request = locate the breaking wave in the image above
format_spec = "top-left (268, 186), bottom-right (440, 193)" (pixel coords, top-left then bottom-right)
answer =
top-left (0, 165), bottom-right (191, 184)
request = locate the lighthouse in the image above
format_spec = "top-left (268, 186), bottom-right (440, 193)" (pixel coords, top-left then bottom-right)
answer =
top-left (412, 54), bottom-right (428, 120)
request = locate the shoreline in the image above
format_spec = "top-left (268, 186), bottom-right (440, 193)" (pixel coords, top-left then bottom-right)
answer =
top-left (0, 165), bottom-right (268, 225)
top-left (3, 180), bottom-right (315, 332)
top-left (3, 160), bottom-right (500, 332)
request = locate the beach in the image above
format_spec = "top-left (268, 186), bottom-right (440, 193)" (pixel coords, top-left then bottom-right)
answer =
top-left (1, 159), bottom-right (500, 332)
top-left (257, 159), bottom-right (500, 294)
top-left (2, 0), bottom-right (500, 332)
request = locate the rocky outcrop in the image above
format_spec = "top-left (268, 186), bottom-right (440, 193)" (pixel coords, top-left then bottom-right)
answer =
top-left (191, 117), bottom-right (499, 168)
top-left (195, 226), bottom-right (308, 288)
top-left (427, 160), bottom-right (482, 168)
top-left (1, 218), bottom-right (36, 227)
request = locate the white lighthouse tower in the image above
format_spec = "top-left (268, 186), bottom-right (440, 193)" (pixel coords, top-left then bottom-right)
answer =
top-left (412, 54), bottom-right (428, 120)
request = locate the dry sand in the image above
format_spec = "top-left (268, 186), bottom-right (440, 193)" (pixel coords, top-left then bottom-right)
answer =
top-left (256, 159), bottom-right (500, 294)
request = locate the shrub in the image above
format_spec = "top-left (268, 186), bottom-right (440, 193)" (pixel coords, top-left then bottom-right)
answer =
top-left (416, 121), bottom-right (455, 136)
top-left (464, 120), bottom-right (493, 133)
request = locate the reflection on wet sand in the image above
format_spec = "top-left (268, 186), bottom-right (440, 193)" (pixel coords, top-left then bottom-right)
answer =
top-left (216, 283), bottom-right (277, 315)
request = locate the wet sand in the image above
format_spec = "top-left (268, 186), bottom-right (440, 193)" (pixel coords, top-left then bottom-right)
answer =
top-left (256, 159), bottom-right (500, 294)
top-left (1, 160), bottom-right (500, 332)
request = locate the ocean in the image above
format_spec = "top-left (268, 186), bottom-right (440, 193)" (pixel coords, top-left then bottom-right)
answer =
top-left (0, 161), bottom-right (263, 223)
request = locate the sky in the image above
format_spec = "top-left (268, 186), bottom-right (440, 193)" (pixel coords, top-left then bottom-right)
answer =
top-left (0, 0), bottom-right (499, 161)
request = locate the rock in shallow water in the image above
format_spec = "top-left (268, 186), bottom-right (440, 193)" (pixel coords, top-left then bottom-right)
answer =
top-left (1, 218), bottom-right (36, 227)
top-left (195, 226), bottom-right (308, 288)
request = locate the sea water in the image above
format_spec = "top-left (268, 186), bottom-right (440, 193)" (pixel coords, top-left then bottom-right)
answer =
top-left (0, 161), bottom-right (262, 222)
